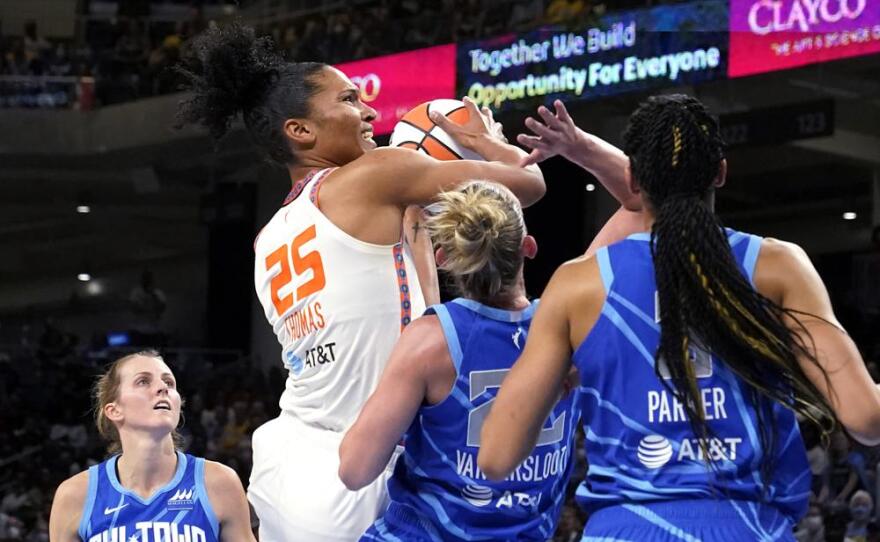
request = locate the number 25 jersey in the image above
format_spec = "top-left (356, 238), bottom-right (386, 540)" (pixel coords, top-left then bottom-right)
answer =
top-left (254, 168), bottom-right (426, 432)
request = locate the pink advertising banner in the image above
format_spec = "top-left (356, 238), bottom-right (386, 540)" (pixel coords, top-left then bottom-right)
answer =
top-left (729, 0), bottom-right (880, 77)
top-left (335, 44), bottom-right (457, 135)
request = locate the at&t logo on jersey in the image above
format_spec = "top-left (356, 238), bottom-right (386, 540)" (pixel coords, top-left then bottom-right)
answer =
top-left (637, 435), bottom-right (673, 468)
top-left (459, 484), bottom-right (543, 513)
top-left (167, 486), bottom-right (195, 509)
top-left (461, 484), bottom-right (493, 507)
top-left (635, 434), bottom-right (744, 468)
top-left (89, 523), bottom-right (207, 542)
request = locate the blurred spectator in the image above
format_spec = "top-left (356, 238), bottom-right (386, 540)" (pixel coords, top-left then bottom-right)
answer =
top-left (452, 0), bottom-right (485, 41)
top-left (802, 421), bottom-right (831, 503)
top-left (846, 490), bottom-right (875, 542)
top-left (831, 431), bottom-right (866, 511)
top-left (795, 498), bottom-right (827, 542)
top-left (510, 0), bottom-right (546, 31)
top-left (554, 504), bottom-right (585, 541)
top-left (546, 0), bottom-right (585, 25)
top-left (23, 22), bottom-right (50, 66)
top-left (37, 318), bottom-right (75, 361)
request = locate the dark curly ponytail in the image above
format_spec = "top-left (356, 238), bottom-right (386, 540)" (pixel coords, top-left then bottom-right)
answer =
top-left (623, 94), bottom-right (837, 483)
top-left (176, 22), bottom-right (326, 165)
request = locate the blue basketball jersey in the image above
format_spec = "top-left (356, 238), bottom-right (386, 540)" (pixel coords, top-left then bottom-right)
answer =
top-left (573, 230), bottom-right (810, 523)
top-left (78, 452), bottom-right (219, 542)
top-left (374, 298), bottom-right (581, 541)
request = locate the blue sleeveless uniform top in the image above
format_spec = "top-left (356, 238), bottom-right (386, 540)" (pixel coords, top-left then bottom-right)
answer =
top-left (573, 230), bottom-right (810, 523)
top-left (383, 298), bottom-right (581, 540)
top-left (78, 452), bottom-right (219, 542)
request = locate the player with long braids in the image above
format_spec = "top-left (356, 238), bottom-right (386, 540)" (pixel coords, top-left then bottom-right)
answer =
top-left (479, 94), bottom-right (880, 540)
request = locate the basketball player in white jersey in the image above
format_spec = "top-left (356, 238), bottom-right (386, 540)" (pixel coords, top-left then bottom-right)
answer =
top-left (176, 24), bottom-right (637, 540)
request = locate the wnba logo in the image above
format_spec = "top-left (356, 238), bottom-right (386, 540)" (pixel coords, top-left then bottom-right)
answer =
top-left (350, 73), bottom-right (381, 103)
top-left (461, 484), bottom-right (493, 507)
top-left (637, 435), bottom-right (673, 469)
top-left (747, 0), bottom-right (866, 35)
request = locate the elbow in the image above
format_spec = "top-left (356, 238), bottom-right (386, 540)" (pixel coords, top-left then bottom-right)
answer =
top-left (845, 412), bottom-right (880, 447)
top-left (338, 441), bottom-right (369, 491)
top-left (522, 169), bottom-right (546, 208)
top-left (337, 460), bottom-right (369, 491)
top-left (477, 423), bottom-right (519, 481)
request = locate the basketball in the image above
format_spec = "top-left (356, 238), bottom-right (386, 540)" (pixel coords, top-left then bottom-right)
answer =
top-left (389, 99), bottom-right (483, 161)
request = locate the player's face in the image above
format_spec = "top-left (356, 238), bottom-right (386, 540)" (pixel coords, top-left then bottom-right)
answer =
top-left (112, 355), bottom-right (181, 435)
top-left (307, 66), bottom-right (378, 164)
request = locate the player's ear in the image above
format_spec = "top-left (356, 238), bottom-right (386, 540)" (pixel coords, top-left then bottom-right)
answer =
top-left (522, 235), bottom-right (537, 260)
top-left (435, 247), bottom-right (447, 267)
top-left (284, 118), bottom-right (317, 150)
top-left (104, 402), bottom-right (123, 423)
top-left (714, 159), bottom-right (727, 188)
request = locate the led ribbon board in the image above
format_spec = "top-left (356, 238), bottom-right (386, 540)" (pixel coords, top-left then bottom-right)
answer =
top-left (729, 0), bottom-right (880, 77)
top-left (336, 44), bottom-right (457, 136)
top-left (457, 0), bottom-right (729, 113)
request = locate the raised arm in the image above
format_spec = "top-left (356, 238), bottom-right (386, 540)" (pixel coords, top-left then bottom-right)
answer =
top-left (361, 98), bottom-right (545, 209)
top-left (478, 259), bottom-right (603, 479)
top-left (403, 205), bottom-right (440, 306)
top-left (49, 472), bottom-right (87, 542)
top-left (517, 100), bottom-right (639, 211)
top-left (754, 239), bottom-right (880, 446)
top-left (339, 315), bottom-right (451, 490)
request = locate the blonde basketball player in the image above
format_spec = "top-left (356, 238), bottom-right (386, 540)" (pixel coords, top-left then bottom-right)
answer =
top-left (49, 351), bottom-right (254, 542)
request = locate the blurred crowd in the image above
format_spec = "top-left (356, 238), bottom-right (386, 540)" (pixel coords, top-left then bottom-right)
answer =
top-left (0, 0), bottom-right (664, 109)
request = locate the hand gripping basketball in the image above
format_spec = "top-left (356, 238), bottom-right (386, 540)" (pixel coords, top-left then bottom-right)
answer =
top-left (429, 97), bottom-right (507, 153)
top-left (517, 100), bottom-right (582, 167)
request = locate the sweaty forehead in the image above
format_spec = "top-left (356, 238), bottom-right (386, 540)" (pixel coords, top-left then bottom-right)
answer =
top-left (317, 66), bottom-right (357, 94)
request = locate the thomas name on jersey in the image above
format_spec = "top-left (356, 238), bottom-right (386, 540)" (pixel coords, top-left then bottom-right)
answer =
top-left (88, 522), bottom-right (207, 542)
top-left (455, 446), bottom-right (569, 483)
top-left (282, 301), bottom-right (326, 341)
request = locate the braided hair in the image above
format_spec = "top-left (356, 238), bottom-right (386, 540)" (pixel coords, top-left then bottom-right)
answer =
top-left (175, 22), bottom-right (326, 165)
top-left (623, 94), bottom-right (836, 482)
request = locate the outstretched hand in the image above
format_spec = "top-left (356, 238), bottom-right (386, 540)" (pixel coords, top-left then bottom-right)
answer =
top-left (429, 97), bottom-right (507, 152)
top-left (517, 100), bottom-right (583, 167)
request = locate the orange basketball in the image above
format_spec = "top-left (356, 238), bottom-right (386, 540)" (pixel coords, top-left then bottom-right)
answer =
top-left (389, 99), bottom-right (483, 161)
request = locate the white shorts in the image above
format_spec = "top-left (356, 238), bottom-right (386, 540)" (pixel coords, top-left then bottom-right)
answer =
top-left (248, 412), bottom-right (400, 542)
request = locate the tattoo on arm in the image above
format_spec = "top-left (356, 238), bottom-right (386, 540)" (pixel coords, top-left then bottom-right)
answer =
top-left (412, 222), bottom-right (421, 241)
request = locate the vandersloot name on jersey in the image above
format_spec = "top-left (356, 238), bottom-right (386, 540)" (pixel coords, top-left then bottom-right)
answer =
top-left (456, 445), bottom-right (569, 483)
top-left (88, 522), bottom-right (208, 542)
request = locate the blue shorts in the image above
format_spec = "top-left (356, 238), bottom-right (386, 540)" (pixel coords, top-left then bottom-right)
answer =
top-left (359, 503), bottom-right (445, 542)
top-left (582, 499), bottom-right (796, 542)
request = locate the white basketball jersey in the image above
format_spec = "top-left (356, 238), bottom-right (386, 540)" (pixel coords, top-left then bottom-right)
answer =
top-left (254, 168), bottom-right (426, 432)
